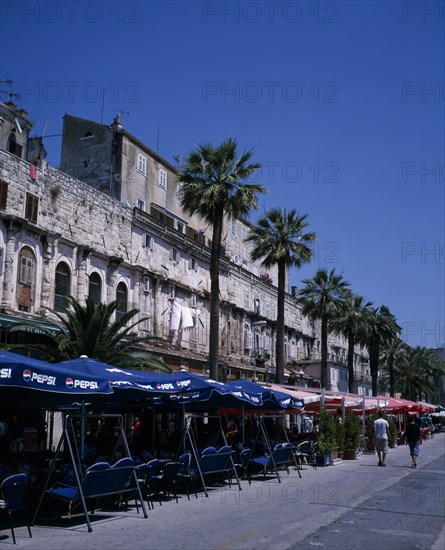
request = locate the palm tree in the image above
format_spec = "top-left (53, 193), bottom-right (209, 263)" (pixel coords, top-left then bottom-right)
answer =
top-left (298, 268), bottom-right (350, 389)
top-left (379, 337), bottom-right (409, 396)
top-left (8, 296), bottom-right (169, 371)
top-left (246, 208), bottom-right (316, 384)
top-left (178, 138), bottom-right (265, 380)
top-left (330, 291), bottom-right (373, 393)
top-left (363, 305), bottom-right (400, 396)
top-left (405, 346), bottom-right (445, 402)
top-left (392, 349), bottom-right (432, 401)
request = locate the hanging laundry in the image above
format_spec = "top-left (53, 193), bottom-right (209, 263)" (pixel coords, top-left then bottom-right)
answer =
top-left (169, 299), bottom-right (181, 331)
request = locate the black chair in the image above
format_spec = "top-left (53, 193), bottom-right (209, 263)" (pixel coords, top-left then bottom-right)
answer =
top-left (156, 462), bottom-right (191, 503)
top-left (0, 473), bottom-right (32, 544)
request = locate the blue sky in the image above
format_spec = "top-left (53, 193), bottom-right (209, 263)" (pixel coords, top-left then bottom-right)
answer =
top-left (1, 0), bottom-right (444, 348)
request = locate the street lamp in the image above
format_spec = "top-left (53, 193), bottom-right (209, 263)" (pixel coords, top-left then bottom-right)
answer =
top-left (252, 320), bottom-right (267, 382)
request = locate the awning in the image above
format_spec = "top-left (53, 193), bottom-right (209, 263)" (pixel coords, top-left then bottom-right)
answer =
top-left (0, 313), bottom-right (63, 336)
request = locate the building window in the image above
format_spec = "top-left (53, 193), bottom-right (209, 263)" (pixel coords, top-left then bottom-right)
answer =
top-left (177, 222), bottom-right (184, 233)
top-left (25, 193), bottom-right (39, 224)
top-left (19, 249), bottom-right (34, 285)
top-left (242, 225), bottom-right (248, 241)
top-left (190, 293), bottom-right (197, 308)
top-left (254, 297), bottom-right (261, 314)
top-left (137, 153), bottom-right (147, 175)
top-left (143, 234), bottom-right (153, 250)
top-left (0, 181), bottom-right (8, 209)
top-left (7, 133), bottom-right (23, 158)
top-left (168, 285), bottom-right (175, 299)
top-left (189, 257), bottom-right (198, 272)
top-left (158, 168), bottom-right (167, 189)
top-left (170, 248), bottom-right (179, 263)
top-left (231, 219), bottom-right (237, 236)
top-left (265, 301), bottom-right (270, 319)
top-left (116, 282), bottom-right (128, 320)
top-left (88, 272), bottom-right (102, 304)
top-left (142, 276), bottom-right (151, 293)
top-left (54, 262), bottom-right (71, 312)
top-left (137, 198), bottom-right (145, 211)
top-left (244, 291), bottom-right (250, 311)
top-left (176, 180), bottom-right (183, 199)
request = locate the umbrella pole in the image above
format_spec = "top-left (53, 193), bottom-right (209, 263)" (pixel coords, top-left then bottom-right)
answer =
top-left (81, 401), bottom-right (85, 461)
top-left (242, 406), bottom-right (245, 448)
top-left (362, 395), bottom-right (366, 450)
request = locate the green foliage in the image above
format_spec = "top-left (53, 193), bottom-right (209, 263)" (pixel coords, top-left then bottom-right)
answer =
top-left (366, 412), bottom-right (378, 445)
top-left (246, 208), bottom-right (316, 384)
top-left (178, 138), bottom-right (265, 380)
top-left (388, 417), bottom-right (398, 447)
top-left (344, 411), bottom-right (361, 451)
top-left (317, 410), bottom-right (337, 456)
top-left (335, 417), bottom-right (345, 452)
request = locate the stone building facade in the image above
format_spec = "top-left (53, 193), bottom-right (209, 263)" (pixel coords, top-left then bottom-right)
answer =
top-left (0, 102), bottom-right (370, 389)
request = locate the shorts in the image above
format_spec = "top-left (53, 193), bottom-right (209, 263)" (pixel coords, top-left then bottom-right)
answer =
top-left (408, 441), bottom-right (420, 457)
top-left (375, 437), bottom-right (388, 454)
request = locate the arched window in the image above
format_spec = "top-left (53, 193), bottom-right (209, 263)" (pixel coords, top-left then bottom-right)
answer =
top-left (88, 272), bottom-right (102, 304)
top-left (54, 262), bottom-right (71, 312)
top-left (116, 282), bottom-right (128, 320)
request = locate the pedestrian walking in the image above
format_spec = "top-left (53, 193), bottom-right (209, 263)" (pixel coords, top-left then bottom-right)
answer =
top-left (405, 415), bottom-right (421, 468)
top-left (374, 410), bottom-right (389, 467)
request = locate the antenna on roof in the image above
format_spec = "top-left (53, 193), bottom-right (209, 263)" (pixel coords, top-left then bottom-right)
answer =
top-left (0, 80), bottom-right (20, 103)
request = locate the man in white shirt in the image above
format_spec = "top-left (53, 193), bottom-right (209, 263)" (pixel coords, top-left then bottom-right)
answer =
top-left (374, 410), bottom-right (389, 467)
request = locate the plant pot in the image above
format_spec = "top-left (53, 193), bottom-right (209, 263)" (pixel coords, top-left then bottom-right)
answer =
top-left (343, 448), bottom-right (356, 460)
top-left (331, 447), bottom-right (339, 460)
top-left (316, 454), bottom-right (332, 467)
top-left (366, 441), bottom-right (375, 452)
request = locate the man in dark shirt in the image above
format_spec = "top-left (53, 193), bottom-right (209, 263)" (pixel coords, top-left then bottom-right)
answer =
top-left (405, 416), bottom-right (421, 468)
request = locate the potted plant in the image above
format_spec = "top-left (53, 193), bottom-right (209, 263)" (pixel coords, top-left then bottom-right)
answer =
top-left (335, 417), bottom-right (345, 459)
top-left (343, 411), bottom-right (361, 459)
top-left (365, 413), bottom-right (377, 452)
top-left (388, 417), bottom-right (398, 448)
top-left (316, 410), bottom-right (336, 466)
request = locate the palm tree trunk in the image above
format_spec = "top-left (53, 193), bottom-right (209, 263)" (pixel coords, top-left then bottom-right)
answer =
top-left (275, 260), bottom-right (286, 384)
top-left (321, 315), bottom-right (328, 389)
top-left (369, 339), bottom-right (380, 396)
top-left (347, 333), bottom-right (355, 393)
top-left (208, 211), bottom-right (224, 380)
top-left (389, 358), bottom-right (394, 397)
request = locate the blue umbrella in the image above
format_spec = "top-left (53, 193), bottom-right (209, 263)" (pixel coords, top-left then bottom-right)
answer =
top-left (227, 379), bottom-right (304, 410)
top-left (0, 350), bottom-right (113, 407)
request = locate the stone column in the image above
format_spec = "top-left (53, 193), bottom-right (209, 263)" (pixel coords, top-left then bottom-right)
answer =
top-left (107, 256), bottom-right (122, 302)
top-left (152, 277), bottom-right (163, 338)
top-left (76, 248), bottom-right (91, 304)
top-left (40, 234), bottom-right (57, 311)
top-left (1, 222), bottom-right (20, 311)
